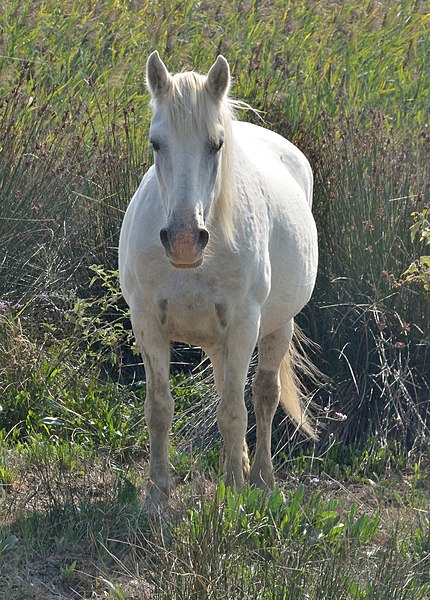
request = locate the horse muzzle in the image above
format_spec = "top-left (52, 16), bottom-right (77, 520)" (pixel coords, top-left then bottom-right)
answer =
top-left (160, 226), bottom-right (209, 268)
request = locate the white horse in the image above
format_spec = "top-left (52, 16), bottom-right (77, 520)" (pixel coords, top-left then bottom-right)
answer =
top-left (119, 52), bottom-right (318, 508)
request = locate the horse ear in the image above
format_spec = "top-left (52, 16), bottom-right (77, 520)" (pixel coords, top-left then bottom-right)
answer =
top-left (206, 55), bottom-right (230, 100)
top-left (146, 51), bottom-right (170, 98)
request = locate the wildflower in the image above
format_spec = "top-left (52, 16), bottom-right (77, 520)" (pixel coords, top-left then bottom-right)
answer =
top-left (334, 412), bottom-right (348, 421)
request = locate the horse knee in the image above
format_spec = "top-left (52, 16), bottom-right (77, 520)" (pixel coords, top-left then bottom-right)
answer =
top-left (217, 401), bottom-right (247, 441)
top-left (145, 391), bottom-right (174, 433)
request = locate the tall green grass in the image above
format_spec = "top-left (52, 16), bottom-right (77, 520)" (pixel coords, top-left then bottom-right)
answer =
top-left (0, 1), bottom-right (429, 456)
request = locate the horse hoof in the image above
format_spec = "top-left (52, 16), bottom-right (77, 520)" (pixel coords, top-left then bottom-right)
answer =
top-left (142, 482), bottom-right (170, 515)
top-left (142, 494), bottom-right (168, 516)
top-left (250, 471), bottom-right (275, 495)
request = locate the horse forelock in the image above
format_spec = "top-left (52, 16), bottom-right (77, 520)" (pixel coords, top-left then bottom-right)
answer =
top-left (152, 71), bottom-right (229, 135)
top-left (152, 71), bottom-right (239, 247)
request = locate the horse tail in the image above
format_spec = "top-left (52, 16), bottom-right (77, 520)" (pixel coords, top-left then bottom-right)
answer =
top-left (242, 440), bottom-right (250, 480)
top-left (279, 341), bottom-right (319, 441)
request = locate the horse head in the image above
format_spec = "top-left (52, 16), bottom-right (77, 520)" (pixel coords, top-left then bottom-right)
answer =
top-left (146, 51), bottom-right (233, 268)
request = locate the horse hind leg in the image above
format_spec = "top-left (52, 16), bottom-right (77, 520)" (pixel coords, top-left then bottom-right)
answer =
top-left (250, 321), bottom-right (294, 492)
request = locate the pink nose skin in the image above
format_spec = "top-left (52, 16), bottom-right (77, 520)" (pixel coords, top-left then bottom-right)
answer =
top-left (160, 227), bottom-right (209, 268)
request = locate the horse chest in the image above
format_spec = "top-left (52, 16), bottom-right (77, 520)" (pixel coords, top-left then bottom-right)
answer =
top-left (157, 290), bottom-right (229, 346)
top-left (140, 241), bottom-right (270, 347)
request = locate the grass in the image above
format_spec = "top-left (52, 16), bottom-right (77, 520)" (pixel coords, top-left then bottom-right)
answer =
top-left (1, 440), bottom-right (429, 599)
top-left (0, 0), bottom-right (429, 597)
top-left (0, 0), bottom-right (428, 445)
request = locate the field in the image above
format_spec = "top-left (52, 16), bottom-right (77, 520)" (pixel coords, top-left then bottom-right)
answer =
top-left (0, 0), bottom-right (429, 598)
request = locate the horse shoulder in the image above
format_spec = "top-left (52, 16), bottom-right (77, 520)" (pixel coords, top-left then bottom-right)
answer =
top-left (119, 166), bottom-right (164, 301)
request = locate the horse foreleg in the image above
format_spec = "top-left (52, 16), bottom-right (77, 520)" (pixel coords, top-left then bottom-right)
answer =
top-left (216, 308), bottom-right (259, 490)
top-left (133, 314), bottom-right (173, 510)
top-left (250, 321), bottom-right (293, 492)
top-left (206, 346), bottom-right (250, 482)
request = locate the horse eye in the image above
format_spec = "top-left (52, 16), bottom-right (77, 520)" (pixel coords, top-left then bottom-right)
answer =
top-left (210, 139), bottom-right (224, 153)
top-left (150, 140), bottom-right (160, 152)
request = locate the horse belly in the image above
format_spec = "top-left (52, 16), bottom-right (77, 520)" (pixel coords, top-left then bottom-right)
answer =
top-left (259, 200), bottom-right (318, 338)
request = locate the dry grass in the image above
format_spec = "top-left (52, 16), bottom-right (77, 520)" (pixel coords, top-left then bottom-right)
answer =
top-left (1, 446), bottom-right (429, 599)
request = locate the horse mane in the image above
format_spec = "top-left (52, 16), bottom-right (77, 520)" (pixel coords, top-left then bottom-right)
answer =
top-left (151, 70), bottom-right (239, 247)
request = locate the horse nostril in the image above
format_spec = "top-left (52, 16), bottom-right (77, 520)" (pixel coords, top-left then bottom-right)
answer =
top-left (160, 228), bottom-right (170, 249)
top-left (197, 228), bottom-right (209, 249)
